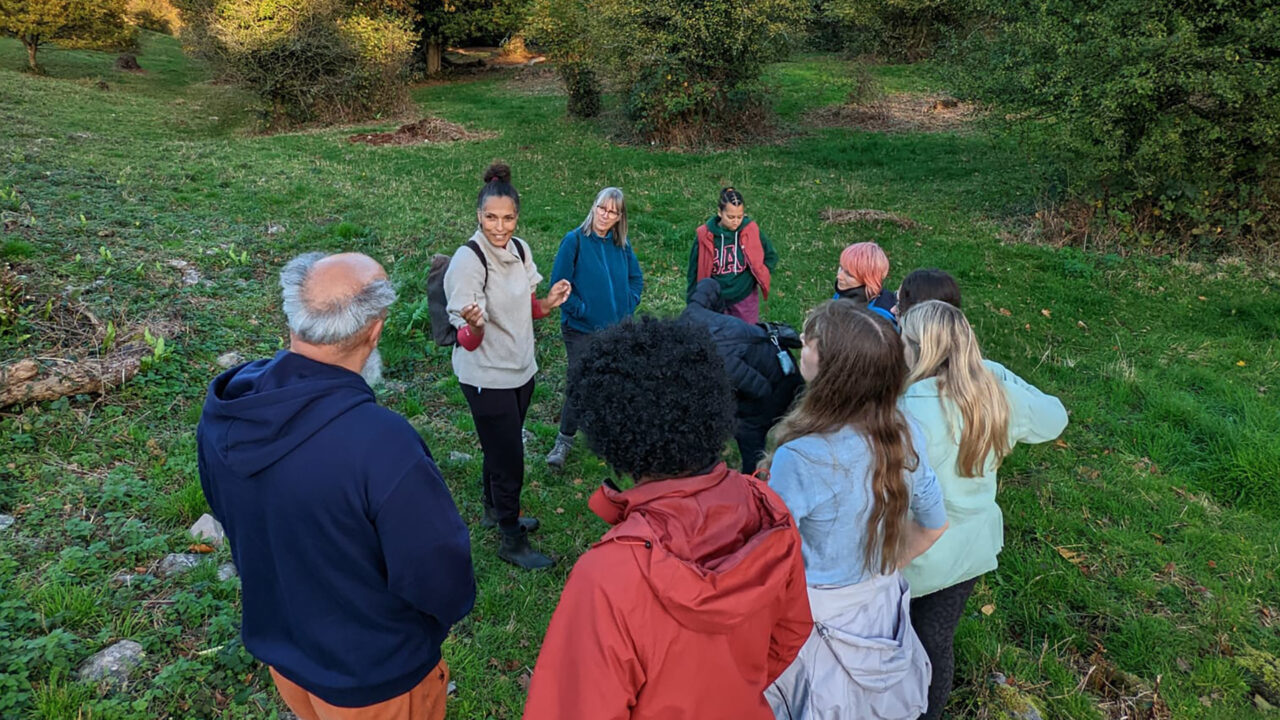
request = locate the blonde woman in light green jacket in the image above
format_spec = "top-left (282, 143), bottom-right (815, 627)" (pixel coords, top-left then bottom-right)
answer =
top-left (898, 300), bottom-right (1068, 720)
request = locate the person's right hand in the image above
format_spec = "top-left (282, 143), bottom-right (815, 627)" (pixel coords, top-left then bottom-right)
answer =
top-left (460, 303), bottom-right (485, 331)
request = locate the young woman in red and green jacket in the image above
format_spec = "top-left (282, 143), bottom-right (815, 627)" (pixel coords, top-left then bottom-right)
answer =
top-left (686, 187), bottom-right (779, 324)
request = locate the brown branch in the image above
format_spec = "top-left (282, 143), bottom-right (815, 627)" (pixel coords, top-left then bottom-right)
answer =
top-left (0, 343), bottom-right (151, 408)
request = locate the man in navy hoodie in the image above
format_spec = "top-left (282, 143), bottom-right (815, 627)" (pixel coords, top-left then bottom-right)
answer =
top-left (197, 252), bottom-right (475, 720)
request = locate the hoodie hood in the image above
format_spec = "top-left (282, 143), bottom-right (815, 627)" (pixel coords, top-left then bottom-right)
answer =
top-left (200, 351), bottom-right (376, 477)
top-left (587, 463), bottom-right (802, 634)
top-left (688, 278), bottom-right (727, 313)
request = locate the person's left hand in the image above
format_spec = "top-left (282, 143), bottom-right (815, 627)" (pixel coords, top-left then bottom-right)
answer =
top-left (545, 279), bottom-right (572, 309)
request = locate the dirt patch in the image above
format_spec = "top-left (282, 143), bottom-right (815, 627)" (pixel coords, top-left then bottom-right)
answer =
top-left (807, 93), bottom-right (980, 133)
top-left (505, 65), bottom-right (563, 96)
top-left (821, 208), bottom-right (921, 230)
top-left (346, 117), bottom-right (497, 146)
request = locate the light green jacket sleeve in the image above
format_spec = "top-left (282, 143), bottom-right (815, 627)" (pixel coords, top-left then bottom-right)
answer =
top-left (984, 360), bottom-right (1069, 446)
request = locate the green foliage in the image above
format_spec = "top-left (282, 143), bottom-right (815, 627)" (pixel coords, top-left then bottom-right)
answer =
top-left (127, 0), bottom-right (182, 34)
top-left (413, 0), bottom-right (528, 45)
top-left (526, 0), bottom-right (600, 117)
top-left (817, 0), bottom-right (977, 60)
top-left (1, 35), bottom-right (1279, 719)
top-left (561, 60), bottom-right (600, 118)
top-left (585, 0), bottom-right (810, 143)
top-left (174, 0), bottom-right (414, 126)
top-left (955, 0), bottom-right (1280, 253)
top-left (0, 0), bottom-right (135, 71)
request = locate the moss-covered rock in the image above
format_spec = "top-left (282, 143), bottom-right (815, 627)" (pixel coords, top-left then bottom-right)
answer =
top-left (1237, 647), bottom-right (1280, 706)
top-left (989, 673), bottom-right (1047, 720)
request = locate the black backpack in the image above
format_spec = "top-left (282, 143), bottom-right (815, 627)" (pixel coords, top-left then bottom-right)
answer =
top-left (427, 238), bottom-right (526, 346)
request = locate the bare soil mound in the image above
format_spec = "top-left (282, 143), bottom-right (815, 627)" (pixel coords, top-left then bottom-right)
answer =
top-left (807, 93), bottom-right (979, 133)
top-left (347, 117), bottom-right (497, 146)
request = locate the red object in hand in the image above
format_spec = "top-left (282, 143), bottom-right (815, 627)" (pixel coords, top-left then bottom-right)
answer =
top-left (531, 292), bottom-right (549, 320)
top-left (457, 324), bottom-right (483, 351)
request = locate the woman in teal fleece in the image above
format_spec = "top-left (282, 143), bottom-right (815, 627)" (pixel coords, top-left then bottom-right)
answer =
top-left (899, 300), bottom-right (1068, 720)
top-left (545, 187), bottom-right (644, 469)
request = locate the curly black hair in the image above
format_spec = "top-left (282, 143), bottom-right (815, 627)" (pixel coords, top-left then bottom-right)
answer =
top-left (569, 316), bottom-right (736, 482)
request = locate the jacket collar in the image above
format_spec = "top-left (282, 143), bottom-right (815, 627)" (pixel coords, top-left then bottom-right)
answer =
top-left (588, 462), bottom-right (731, 526)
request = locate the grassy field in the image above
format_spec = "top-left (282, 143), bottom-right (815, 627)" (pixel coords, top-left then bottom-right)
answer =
top-left (2, 32), bottom-right (1279, 720)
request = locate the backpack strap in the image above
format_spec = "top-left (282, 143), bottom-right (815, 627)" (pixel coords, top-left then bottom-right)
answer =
top-left (464, 239), bottom-right (489, 288)
top-left (510, 237), bottom-right (528, 264)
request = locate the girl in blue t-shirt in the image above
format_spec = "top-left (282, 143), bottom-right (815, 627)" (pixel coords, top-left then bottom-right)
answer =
top-left (763, 300), bottom-right (948, 719)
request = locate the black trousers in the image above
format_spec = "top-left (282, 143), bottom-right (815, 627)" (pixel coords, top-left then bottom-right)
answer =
top-left (735, 373), bottom-right (803, 474)
top-left (460, 378), bottom-right (535, 535)
top-left (909, 576), bottom-right (980, 720)
top-left (557, 327), bottom-right (592, 437)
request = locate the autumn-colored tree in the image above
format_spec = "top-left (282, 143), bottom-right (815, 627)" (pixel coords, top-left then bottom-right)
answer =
top-left (0, 0), bottom-right (133, 72)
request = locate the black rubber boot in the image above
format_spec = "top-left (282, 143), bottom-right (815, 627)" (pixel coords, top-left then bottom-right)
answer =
top-left (481, 504), bottom-right (539, 532)
top-left (498, 528), bottom-right (554, 570)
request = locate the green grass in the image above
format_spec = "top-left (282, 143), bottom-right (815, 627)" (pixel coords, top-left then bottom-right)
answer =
top-left (2, 31), bottom-right (1279, 720)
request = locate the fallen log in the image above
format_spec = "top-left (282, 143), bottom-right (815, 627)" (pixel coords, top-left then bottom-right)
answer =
top-left (0, 343), bottom-right (151, 407)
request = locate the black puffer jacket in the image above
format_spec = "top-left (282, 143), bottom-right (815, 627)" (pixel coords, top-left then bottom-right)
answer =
top-left (681, 279), bottom-right (786, 401)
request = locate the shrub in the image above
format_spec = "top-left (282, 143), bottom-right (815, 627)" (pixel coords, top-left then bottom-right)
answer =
top-left (956, 0), bottom-right (1280, 253)
top-left (526, 0), bottom-right (600, 117)
top-left (561, 60), bottom-right (601, 118)
top-left (175, 0), bottom-right (414, 127)
top-left (594, 0), bottom-right (810, 143)
top-left (127, 0), bottom-right (181, 34)
top-left (818, 0), bottom-right (977, 61)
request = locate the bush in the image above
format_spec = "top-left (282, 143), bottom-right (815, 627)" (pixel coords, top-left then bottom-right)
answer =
top-left (127, 0), bottom-right (181, 34)
top-left (560, 60), bottom-right (600, 118)
top-left (595, 0), bottom-right (810, 143)
top-left (956, 0), bottom-right (1280, 252)
top-left (818, 0), bottom-right (976, 60)
top-left (526, 0), bottom-right (599, 117)
top-left (175, 0), bottom-right (414, 127)
top-left (1, 0), bottom-right (136, 71)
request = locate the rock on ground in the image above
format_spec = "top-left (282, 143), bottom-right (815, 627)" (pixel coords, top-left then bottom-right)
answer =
top-left (216, 351), bottom-right (244, 369)
top-left (111, 572), bottom-right (154, 586)
top-left (217, 563), bottom-right (238, 582)
top-left (157, 553), bottom-right (204, 578)
top-left (448, 451), bottom-right (473, 463)
top-left (189, 513), bottom-right (226, 547)
top-left (77, 639), bottom-right (144, 685)
top-left (0, 514), bottom-right (13, 531)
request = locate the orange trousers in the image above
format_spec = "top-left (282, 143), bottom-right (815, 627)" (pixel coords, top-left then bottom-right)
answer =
top-left (270, 660), bottom-right (449, 720)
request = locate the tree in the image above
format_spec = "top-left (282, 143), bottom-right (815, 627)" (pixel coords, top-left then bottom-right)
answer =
top-left (594, 0), bottom-right (810, 143)
top-left (412, 0), bottom-right (529, 74)
top-left (176, 0), bottom-right (416, 126)
top-left (0, 0), bottom-right (133, 72)
top-left (956, 0), bottom-right (1280, 250)
top-left (526, 0), bottom-right (600, 116)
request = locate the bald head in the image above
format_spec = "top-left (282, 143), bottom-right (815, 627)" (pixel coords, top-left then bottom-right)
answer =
top-left (303, 253), bottom-right (388, 316)
top-left (280, 252), bottom-right (397, 348)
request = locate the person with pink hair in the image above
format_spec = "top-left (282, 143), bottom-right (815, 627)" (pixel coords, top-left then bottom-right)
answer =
top-left (833, 241), bottom-right (898, 328)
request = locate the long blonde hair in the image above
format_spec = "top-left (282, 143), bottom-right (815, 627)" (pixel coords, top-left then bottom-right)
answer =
top-left (901, 301), bottom-right (1010, 477)
top-left (769, 301), bottom-right (917, 576)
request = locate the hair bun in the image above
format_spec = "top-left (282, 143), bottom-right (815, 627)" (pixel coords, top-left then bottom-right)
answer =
top-left (483, 162), bottom-right (512, 184)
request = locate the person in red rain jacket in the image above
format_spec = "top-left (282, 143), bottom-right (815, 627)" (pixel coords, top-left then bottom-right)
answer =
top-left (522, 317), bottom-right (812, 720)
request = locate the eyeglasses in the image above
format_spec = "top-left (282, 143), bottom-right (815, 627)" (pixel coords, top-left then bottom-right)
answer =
top-left (596, 206), bottom-right (620, 218)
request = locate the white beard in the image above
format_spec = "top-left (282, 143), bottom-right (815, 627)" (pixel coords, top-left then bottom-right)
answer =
top-left (360, 347), bottom-right (384, 387)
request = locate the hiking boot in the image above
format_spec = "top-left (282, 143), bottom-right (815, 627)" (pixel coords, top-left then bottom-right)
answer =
top-left (498, 529), bottom-right (554, 570)
top-left (545, 433), bottom-right (574, 470)
top-left (481, 504), bottom-right (539, 533)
